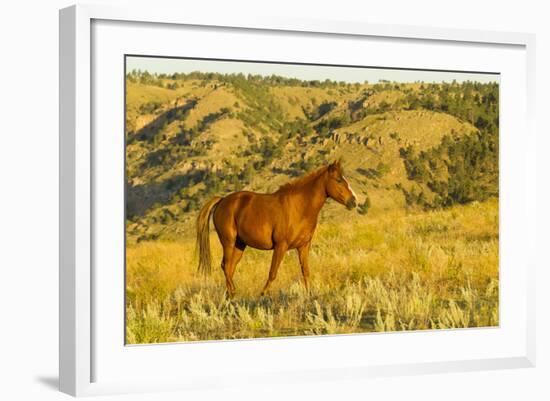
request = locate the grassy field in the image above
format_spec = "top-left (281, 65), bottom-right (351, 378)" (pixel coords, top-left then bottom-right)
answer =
top-left (125, 198), bottom-right (499, 344)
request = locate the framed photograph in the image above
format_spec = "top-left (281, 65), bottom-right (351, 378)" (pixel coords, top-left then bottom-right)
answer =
top-left (59, 4), bottom-right (536, 396)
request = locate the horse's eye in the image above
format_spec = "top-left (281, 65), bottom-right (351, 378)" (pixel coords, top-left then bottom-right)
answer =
top-left (336, 178), bottom-right (342, 183)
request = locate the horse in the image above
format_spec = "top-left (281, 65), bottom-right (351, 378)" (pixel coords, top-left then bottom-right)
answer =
top-left (195, 160), bottom-right (358, 298)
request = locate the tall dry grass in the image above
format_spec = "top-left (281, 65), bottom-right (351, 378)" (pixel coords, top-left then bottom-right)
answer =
top-left (126, 199), bottom-right (498, 343)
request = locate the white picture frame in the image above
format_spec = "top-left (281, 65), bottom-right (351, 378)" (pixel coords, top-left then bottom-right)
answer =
top-left (59, 4), bottom-right (536, 397)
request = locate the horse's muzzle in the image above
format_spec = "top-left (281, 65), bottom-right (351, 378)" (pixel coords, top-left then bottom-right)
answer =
top-left (346, 198), bottom-right (357, 210)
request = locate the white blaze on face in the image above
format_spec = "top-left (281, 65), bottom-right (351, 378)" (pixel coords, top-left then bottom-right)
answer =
top-left (342, 176), bottom-right (358, 200)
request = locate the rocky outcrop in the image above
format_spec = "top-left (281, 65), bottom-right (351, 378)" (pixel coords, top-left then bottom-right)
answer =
top-left (330, 130), bottom-right (375, 146)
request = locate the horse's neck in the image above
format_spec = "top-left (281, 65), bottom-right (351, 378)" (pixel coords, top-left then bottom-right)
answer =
top-left (287, 172), bottom-right (328, 218)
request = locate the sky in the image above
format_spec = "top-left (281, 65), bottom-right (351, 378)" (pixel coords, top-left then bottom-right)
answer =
top-left (126, 56), bottom-right (499, 84)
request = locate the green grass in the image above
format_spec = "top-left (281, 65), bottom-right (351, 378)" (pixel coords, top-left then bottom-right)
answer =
top-left (125, 198), bottom-right (499, 343)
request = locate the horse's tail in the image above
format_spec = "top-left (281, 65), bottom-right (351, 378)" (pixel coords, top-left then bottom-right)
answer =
top-left (196, 196), bottom-right (223, 276)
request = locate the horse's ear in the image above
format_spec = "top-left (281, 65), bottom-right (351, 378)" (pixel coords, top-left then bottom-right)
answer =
top-left (328, 159), bottom-right (342, 175)
top-left (330, 158), bottom-right (343, 172)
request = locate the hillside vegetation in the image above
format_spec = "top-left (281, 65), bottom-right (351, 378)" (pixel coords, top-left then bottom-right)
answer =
top-left (125, 69), bottom-right (499, 343)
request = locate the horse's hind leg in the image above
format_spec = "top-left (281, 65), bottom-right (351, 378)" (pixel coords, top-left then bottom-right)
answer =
top-left (222, 241), bottom-right (245, 299)
top-left (228, 242), bottom-right (246, 293)
top-left (221, 245), bottom-right (236, 298)
top-left (215, 210), bottom-right (241, 298)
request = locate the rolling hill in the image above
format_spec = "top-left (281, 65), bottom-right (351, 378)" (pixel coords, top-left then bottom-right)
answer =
top-left (124, 71), bottom-right (499, 243)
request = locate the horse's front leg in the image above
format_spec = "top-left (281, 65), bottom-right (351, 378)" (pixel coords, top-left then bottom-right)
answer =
top-left (260, 243), bottom-right (287, 296)
top-left (297, 242), bottom-right (311, 294)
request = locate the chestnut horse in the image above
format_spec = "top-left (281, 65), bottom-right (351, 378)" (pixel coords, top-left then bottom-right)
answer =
top-left (196, 160), bottom-right (357, 297)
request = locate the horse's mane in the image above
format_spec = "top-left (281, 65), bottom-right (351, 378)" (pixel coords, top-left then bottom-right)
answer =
top-left (275, 165), bottom-right (328, 194)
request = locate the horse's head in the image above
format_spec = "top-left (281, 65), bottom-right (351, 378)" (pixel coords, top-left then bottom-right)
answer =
top-left (326, 160), bottom-right (357, 210)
